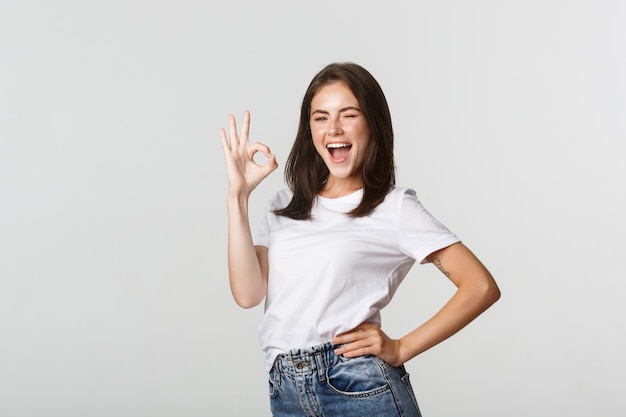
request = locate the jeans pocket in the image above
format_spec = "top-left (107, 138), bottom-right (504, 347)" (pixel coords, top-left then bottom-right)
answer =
top-left (268, 367), bottom-right (279, 399)
top-left (326, 355), bottom-right (390, 397)
top-left (400, 369), bottom-right (420, 412)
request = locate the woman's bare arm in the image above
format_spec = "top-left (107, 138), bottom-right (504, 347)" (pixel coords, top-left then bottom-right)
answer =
top-left (333, 242), bottom-right (500, 365)
top-left (220, 110), bottom-right (277, 308)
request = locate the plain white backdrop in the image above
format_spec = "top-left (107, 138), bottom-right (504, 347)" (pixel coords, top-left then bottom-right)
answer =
top-left (1, 1), bottom-right (624, 416)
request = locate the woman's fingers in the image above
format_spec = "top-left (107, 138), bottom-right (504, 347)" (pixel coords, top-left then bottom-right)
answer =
top-left (333, 323), bottom-right (376, 347)
top-left (221, 111), bottom-right (254, 154)
top-left (226, 110), bottom-right (251, 151)
top-left (248, 142), bottom-right (275, 163)
top-left (333, 332), bottom-right (375, 357)
top-left (219, 111), bottom-right (278, 193)
top-left (331, 323), bottom-right (402, 365)
top-left (219, 127), bottom-right (232, 155)
top-left (248, 142), bottom-right (279, 176)
top-left (228, 114), bottom-right (239, 148)
top-left (239, 110), bottom-right (250, 148)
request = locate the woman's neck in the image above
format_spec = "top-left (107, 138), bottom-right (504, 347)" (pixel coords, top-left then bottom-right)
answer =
top-left (319, 177), bottom-right (363, 198)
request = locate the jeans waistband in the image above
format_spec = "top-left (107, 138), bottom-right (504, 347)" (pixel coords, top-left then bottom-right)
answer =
top-left (273, 342), bottom-right (337, 377)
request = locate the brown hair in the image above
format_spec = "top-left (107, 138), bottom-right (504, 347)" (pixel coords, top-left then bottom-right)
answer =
top-left (274, 62), bottom-right (395, 220)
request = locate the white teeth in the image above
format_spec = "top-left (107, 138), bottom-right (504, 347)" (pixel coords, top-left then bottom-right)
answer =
top-left (326, 143), bottom-right (351, 149)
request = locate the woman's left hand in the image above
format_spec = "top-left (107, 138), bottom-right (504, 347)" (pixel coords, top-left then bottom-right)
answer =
top-left (332, 323), bottom-right (404, 367)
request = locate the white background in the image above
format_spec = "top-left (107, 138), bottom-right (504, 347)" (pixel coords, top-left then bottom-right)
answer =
top-left (1, 1), bottom-right (624, 416)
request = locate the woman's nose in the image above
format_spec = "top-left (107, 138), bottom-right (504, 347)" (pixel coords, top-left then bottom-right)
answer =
top-left (328, 118), bottom-right (343, 136)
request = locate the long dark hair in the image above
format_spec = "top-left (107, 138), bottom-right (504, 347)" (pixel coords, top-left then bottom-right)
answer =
top-left (274, 62), bottom-right (395, 220)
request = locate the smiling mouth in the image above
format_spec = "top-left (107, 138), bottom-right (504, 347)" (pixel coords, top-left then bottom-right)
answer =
top-left (327, 143), bottom-right (352, 160)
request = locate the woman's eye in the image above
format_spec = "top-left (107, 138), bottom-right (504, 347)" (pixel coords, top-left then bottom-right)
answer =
top-left (313, 117), bottom-right (327, 122)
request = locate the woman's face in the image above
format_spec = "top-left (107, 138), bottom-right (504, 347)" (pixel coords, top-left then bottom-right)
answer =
top-left (309, 81), bottom-right (370, 190)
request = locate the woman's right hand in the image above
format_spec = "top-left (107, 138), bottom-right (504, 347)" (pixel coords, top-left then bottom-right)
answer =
top-left (219, 110), bottom-right (278, 196)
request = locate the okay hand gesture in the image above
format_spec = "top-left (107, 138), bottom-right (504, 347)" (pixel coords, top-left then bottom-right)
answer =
top-left (219, 110), bottom-right (278, 196)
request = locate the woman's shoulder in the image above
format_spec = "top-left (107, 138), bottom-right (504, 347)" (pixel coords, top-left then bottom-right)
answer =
top-left (266, 188), bottom-right (293, 210)
top-left (386, 186), bottom-right (419, 201)
top-left (381, 187), bottom-right (427, 213)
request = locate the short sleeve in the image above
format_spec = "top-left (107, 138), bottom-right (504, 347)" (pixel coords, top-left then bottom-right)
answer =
top-left (252, 214), bottom-right (270, 248)
top-left (252, 189), bottom-right (293, 248)
top-left (397, 189), bottom-right (461, 264)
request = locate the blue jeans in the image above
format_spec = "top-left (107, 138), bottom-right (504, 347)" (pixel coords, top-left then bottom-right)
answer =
top-left (269, 342), bottom-right (422, 417)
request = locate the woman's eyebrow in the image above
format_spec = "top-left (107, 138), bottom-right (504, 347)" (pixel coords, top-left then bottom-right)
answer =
top-left (311, 106), bottom-right (361, 115)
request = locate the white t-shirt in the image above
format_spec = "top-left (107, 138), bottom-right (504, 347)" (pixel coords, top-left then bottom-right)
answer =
top-left (253, 187), bottom-right (460, 372)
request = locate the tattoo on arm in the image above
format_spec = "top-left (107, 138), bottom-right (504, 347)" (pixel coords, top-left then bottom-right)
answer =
top-left (432, 257), bottom-right (451, 278)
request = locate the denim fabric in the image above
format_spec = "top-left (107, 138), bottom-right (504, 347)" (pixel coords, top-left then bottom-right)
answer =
top-left (269, 342), bottom-right (422, 417)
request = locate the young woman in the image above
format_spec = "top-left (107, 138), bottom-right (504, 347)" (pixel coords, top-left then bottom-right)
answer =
top-left (220, 62), bottom-right (500, 417)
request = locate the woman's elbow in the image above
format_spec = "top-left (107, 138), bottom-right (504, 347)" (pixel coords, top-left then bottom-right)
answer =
top-left (481, 278), bottom-right (501, 307)
top-left (232, 292), bottom-right (265, 309)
